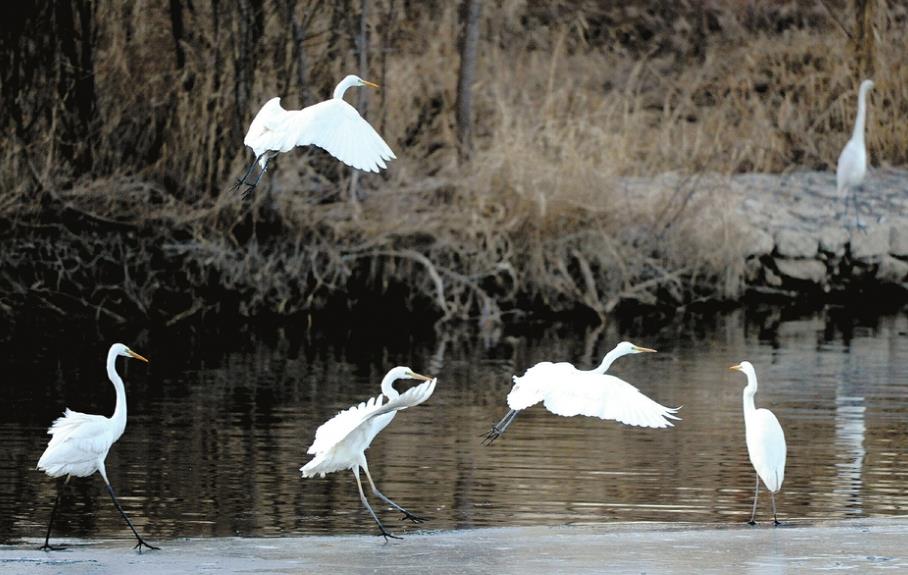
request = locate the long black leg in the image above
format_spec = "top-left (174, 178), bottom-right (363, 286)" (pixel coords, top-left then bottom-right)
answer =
top-left (361, 461), bottom-right (426, 523)
top-left (748, 473), bottom-right (760, 526)
top-left (38, 476), bottom-right (70, 551)
top-left (482, 409), bottom-right (520, 445)
top-left (231, 158), bottom-right (260, 192)
top-left (241, 157), bottom-right (271, 199)
top-left (353, 466), bottom-right (401, 542)
top-left (770, 491), bottom-right (780, 526)
top-left (105, 483), bottom-right (160, 551)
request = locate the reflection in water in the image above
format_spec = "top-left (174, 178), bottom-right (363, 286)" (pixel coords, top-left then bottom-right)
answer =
top-left (0, 309), bottom-right (906, 542)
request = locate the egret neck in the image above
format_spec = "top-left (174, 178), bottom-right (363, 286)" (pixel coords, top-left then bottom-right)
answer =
top-left (741, 368), bottom-right (758, 424)
top-left (333, 76), bottom-right (360, 100)
top-left (380, 372), bottom-right (401, 400)
top-left (852, 83), bottom-right (872, 144)
top-left (590, 347), bottom-right (626, 374)
top-left (107, 348), bottom-right (128, 441)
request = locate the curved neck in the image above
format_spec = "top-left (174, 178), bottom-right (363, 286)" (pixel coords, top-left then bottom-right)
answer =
top-left (107, 349), bottom-right (127, 426)
top-left (590, 348), bottom-right (626, 374)
top-left (333, 77), bottom-right (357, 100)
top-left (380, 375), bottom-right (400, 400)
top-left (742, 372), bottom-right (758, 419)
top-left (852, 87), bottom-right (870, 143)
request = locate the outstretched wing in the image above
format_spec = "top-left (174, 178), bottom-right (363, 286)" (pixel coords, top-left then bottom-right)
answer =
top-left (363, 378), bottom-right (437, 420)
top-left (507, 362), bottom-right (576, 411)
top-left (306, 394), bottom-right (386, 456)
top-left (542, 372), bottom-right (680, 428)
top-left (288, 99), bottom-right (395, 173)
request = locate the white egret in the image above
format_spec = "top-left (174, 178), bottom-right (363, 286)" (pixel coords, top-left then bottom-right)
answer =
top-left (234, 74), bottom-right (395, 195)
top-left (301, 367), bottom-right (437, 540)
top-left (483, 341), bottom-right (679, 444)
top-left (36, 343), bottom-right (158, 551)
top-left (836, 79), bottom-right (874, 227)
top-left (730, 361), bottom-right (787, 526)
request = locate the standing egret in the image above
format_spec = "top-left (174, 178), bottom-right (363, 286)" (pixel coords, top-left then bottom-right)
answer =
top-left (234, 74), bottom-right (396, 196)
top-left (483, 341), bottom-right (679, 444)
top-left (36, 343), bottom-right (158, 551)
top-left (836, 79), bottom-right (874, 227)
top-left (730, 361), bottom-right (787, 526)
top-left (301, 367), bottom-right (437, 541)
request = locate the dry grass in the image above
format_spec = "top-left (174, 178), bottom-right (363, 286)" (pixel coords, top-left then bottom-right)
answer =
top-left (1, 1), bottom-right (906, 322)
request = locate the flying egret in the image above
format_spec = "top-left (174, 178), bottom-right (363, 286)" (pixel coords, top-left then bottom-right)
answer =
top-left (36, 343), bottom-right (158, 551)
top-left (301, 367), bottom-right (437, 541)
top-left (836, 79), bottom-right (874, 227)
top-left (233, 74), bottom-right (396, 196)
top-left (483, 341), bottom-right (679, 444)
top-left (730, 361), bottom-right (787, 526)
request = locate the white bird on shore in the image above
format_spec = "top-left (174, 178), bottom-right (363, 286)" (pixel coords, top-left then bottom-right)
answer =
top-left (836, 79), bottom-right (874, 227)
top-left (301, 367), bottom-right (436, 540)
top-left (483, 341), bottom-right (679, 444)
top-left (36, 343), bottom-right (158, 551)
top-left (730, 361), bottom-right (787, 526)
top-left (233, 74), bottom-right (395, 195)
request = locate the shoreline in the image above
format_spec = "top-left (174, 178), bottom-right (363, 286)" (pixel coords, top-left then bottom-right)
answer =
top-left (3, 516), bottom-right (907, 574)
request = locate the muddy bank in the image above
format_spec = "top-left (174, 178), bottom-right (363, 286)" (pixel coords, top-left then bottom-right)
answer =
top-left (2, 517), bottom-right (907, 574)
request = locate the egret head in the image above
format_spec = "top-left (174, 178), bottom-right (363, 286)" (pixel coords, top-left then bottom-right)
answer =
top-left (111, 343), bottom-right (149, 363)
top-left (860, 79), bottom-right (875, 93)
top-left (615, 341), bottom-right (657, 355)
top-left (386, 366), bottom-right (432, 382)
top-left (334, 75), bottom-right (380, 99)
top-left (729, 361), bottom-right (755, 378)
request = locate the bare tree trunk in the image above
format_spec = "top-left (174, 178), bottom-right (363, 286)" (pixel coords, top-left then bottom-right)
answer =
top-left (852, 0), bottom-right (875, 80)
top-left (456, 0), bottom-right (481, 162)
top-left (349, 0), bottom-right (369, 208)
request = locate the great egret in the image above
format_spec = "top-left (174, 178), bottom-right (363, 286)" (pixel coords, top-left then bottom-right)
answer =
top-left (483, 341), bottom-right (679, 444)
top-left (301, 367), bottom-right (437, 541)
top-left (36, 343), bottom-right (158, 551)
top-left (730, 361), bottom-right (787, 526)
top-left (234, 74), bottom-right (396, 195)
top-left (836, 79), bottom-right (874, 227)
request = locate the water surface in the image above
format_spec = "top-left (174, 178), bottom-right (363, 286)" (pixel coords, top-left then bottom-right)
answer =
top-left (1, 307), bottom-right (907, 541)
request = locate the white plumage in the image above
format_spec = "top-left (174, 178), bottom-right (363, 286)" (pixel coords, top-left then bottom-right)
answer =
top-left (836, 79), bottom-right (874, 223)
top-left (301, 366), bottom-right (436, 540)
top-left (484, 341), bottom-right (679, 444)
top-left (35, 343), bottom-right (158, 551)
top-left (731, 361), bottom-right (787, 525)
top-left (234, 74), bottom-right (395, 194)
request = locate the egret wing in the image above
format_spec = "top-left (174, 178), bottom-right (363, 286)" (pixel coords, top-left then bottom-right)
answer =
top-left (306, 394), bottom-right (385, 456)
top-left (747, 408), bottom-right (787, 492)
top-left (507, 362), bottom-right (576, 411)
top-left (288, 99), bottom-right (395, 172)
top-left (362, 379), bottom-right (437, 420)
top-left (37, 409), bottom-right (113, 477)
top-left (542, 372), bottom-right (680, 428)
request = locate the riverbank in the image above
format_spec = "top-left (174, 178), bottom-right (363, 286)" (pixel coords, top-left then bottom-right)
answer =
top-left (3, 517), bottom-right (907, 574)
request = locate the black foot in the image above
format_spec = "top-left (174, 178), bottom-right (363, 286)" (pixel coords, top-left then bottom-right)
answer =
top-left (481, 426), bottom-right (504, 446)
top-left (773, 519), bottom-right (781, 527)
top-left (397, 510), bottom-right (428, 523)
top-left (378, 529), bottom-right (403, 542)
top-left (38, 543), bottom-right (67, 551)
top-left (747, 520), bottom-right (756, 526)
top-left (133, 539), bottom-right (160, 552)
top-left (241, 184), bottom-right (257, 200)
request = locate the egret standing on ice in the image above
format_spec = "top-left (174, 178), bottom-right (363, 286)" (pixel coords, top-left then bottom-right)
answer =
top-left (836, 79), bottom-right (874, 227)
top-left (36, 343), bottom-right (158, 551)
top-left (730, 361), bottom-right (787, 526)
top-left (301, 367), bottom-right (437, 540)
top-left (234, 74), bottom-right (396, 195)
top-left (483, 341), bottom-right (679, 444)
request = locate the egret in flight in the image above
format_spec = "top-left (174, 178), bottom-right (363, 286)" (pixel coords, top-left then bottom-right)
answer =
top-left (36, 343), bottom-right (158, 551)
top-left (301, 367), bottom-right (437, 541)
top-left (483, 341), bottom-right (679, 444)
top-left (836, 79), bottom-right (874, 227)
top-left (234, 74), bottom-right (395, 196)
top-left (730, 361), bottom-right (787, 526)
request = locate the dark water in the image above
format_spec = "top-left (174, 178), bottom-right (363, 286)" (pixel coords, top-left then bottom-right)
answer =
top-left (1, 307), bottom-right (907, 542)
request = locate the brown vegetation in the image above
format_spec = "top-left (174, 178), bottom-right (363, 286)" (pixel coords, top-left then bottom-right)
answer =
top-left (1, 1), bottom-right (906, 324)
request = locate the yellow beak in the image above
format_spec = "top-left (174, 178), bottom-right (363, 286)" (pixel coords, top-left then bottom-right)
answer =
top-left (633, 346), bottom-right (657, 353)
top-left (127, 349), bottom-right (150, 363)
top-left (729, 364), bottom-right (742, 371)
top-left (409, 372), bottom-right (432, 381)
top-left (361, 80), bottom-right (380, 89)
